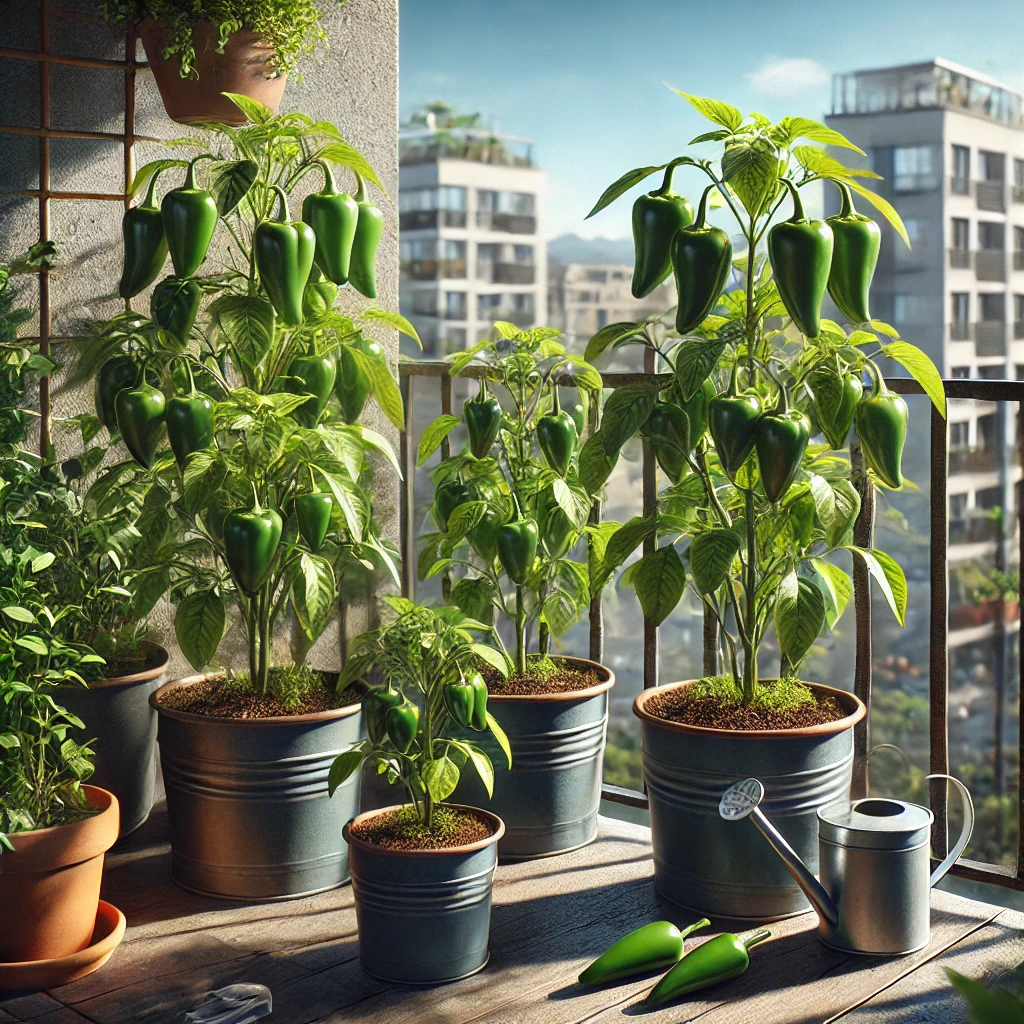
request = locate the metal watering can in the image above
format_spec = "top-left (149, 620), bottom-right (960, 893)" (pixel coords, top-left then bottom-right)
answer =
top-left (719, 774), bottom-right (974, 956)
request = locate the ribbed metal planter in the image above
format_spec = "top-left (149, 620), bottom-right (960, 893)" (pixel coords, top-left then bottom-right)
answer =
top-left (455, 657), bottom-right (614, 859)
top-left (59, 641), bottom-right (168, 836)
top-left (152, 675), bottom-right (363, 902)
top-left (634, 680), bottom-right (865, 922)
top-left (344, 804), bottom-right (503, 984)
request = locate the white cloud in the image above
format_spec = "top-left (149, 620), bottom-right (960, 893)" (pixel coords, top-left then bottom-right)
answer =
top-left (746, 58), bottom-right (830, 98)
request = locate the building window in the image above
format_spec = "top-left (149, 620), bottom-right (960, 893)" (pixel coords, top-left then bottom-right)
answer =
top-left (893, 294), bottom-right (930, 323)
top-left (445, 291), bottom-right (467, 321)
top-left (952, 292), bottom-right (970, 324)
top-left (596, 308), bottom-right (609, 330)
top-left (979, 293), bottom-right (1005, 321)
top-left (980, 150), bottom-right (1005, 181)
top-left (412, 291), bottom-right (437, 316)
top-left (952, 144), bottom-right (970, 188)
top-left (977, 365), bottom-right (1005, 379)
top-left (399, 186), bottom-right (468, 229)
top-left (978, 221), bottom-right (1005, 250)
top-left (893, 145), bottom-right (938, 191)
top-left (950, 421), bottom-right (969, 448)
top-left (950, 493), bottom-right (968, 520)
top-left (951, 218), bottom-right (969, 250)
top-left (951, 365), bottom-right (971, 378)
top-left (476, 190), bottom-right (536, 232)
top-left (510, 293), bottom-right (534, 314)
top-left (477, 293), bottom-right (502, 320)
top-left (513, 245), bottom-right (534, 264)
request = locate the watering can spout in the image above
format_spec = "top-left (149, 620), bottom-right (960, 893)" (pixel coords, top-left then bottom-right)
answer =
top-left (719, 779), bottom-right (839, 927)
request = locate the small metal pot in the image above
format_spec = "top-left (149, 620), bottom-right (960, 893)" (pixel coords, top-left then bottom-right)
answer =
top-left (634, 679), bottom-right (865, 921)
top-left (344, 804), bottom-right (504, 984)
top-left (152, 674), bottom-right (363, 901)
top-left (455, 657), bottom-right (614, 859)
top-left (59, 641), bottom-right (168, 836)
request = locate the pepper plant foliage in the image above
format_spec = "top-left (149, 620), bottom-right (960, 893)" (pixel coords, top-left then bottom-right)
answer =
top-left (418, 322), bottom-right (604, 674)
top-left (327, 597), bottom-right (512, 829)
top-left (583, 93), bottom-right (946, 703)
top-left (63, 97), bottom-right (415, 692)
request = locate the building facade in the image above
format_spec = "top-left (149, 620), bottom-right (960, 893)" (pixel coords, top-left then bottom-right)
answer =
top-left (398, 113), bottom-right (547, 354)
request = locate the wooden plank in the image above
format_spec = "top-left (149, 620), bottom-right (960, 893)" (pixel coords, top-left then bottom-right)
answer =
top-left (0, 994), bottom-right (66, 1021)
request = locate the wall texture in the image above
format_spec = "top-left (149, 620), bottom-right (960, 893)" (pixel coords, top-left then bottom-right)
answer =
top-left (0, 0), bottom-right (400, 678)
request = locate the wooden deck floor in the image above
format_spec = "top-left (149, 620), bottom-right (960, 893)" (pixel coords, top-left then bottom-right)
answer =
top-left (3, 804), bottom-right (1024, 1023)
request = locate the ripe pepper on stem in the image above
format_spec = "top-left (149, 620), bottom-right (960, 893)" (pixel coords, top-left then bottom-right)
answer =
top-left (254, 186), bottom-right (316, 327)
top-left (631, 160), bottom-right (694, 299)
top-left (118, 167), bottom-right (170, 299)
top-left (826, 182), bottom-right (880, 324)
top-left (672, 184), bottom-right (733, 334)
top-left (161, 156), bottom-right (218, 279)
top-left (301, 160), bottom-right (359, 286)
top-left (855, 364), bottom-right (908, 489)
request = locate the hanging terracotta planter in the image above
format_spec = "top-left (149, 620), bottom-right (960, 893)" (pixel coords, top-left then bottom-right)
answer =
top-left (138, 19), bottom-right (287, 126)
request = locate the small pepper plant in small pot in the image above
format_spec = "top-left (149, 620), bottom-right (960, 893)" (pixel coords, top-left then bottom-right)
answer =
top-left (100, 0), bottom-right (341, 125)
top-left (418, 321), bottom-right (614, 859)
top-left (329, 597), bottom-right (510, 984)
top-left (583, 93), bottom-right (946, 920)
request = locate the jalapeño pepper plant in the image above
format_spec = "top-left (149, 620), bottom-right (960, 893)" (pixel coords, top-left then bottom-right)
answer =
top-left (417, 323), bottom-right (604, 675)
top-left (582, 93), bottom-right (946, 704)
top-left (327, 597), bottom-right (512, 830)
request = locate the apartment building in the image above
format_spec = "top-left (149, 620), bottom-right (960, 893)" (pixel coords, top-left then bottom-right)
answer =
top-left (827, 59), bottom-right (1022, 662)
top-left (398, 109), bottom-right (547, 354)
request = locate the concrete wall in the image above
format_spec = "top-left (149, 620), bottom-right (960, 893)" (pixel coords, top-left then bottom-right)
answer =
top-left (0, 0), bottom-right (400, 677)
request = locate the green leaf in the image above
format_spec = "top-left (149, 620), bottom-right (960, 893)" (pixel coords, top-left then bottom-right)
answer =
top-left (632, 544), bottom-right (686, 626)
top-left (0, 733), bottom-right (20, 750)
top-left (295, 553), bottom-right (336, 641)
top-left (208, 294), bottom-right (275, 370)
top-left (210, 159), bottom-right (258, 216)
top-left (578, 431), bottom-right (618, 496)
top-left (586, 165), bottom-right (668, 219)
top-left (360, 306), bottom-right (421, 345)
top-left (446, 500), bottom-right (488, 540)
top-left (828, 479), bottom-right (861, 548)
top-left (595, 515), bottom-right (654, 590)
top-left (602, 383), bottom-right (658, 456)
top-left (674, 339), bottom-right (726, 400)
top-left (485, 711), bottom-right (512, 769)
top-left (127, 158), bottom-right (188, 198)
top-left (688, 529), bottom-right (741, 594)
top-left (778, 117), bottom-right (865, 154)
top-left (584, 321), bottom-right (646, 362)
top-left (774, 572), bottom-right (826, 666)
top-left (223, 91), bottom-right (273, 124)
top-left (174, 589), bottom-right (225, 671)
top-left (569, 359), bottom-right (604, 393)
top-left (845, 179), bottom-right (910, 248)
top-left (30, 552), bottom-right (55, 573)
top-left (15, 636), bottom-right (48, 656)
top-left (674, 92), bottom-right (743, 131)
top-left (317, 141), bottom-right (385, 195)
top-left (2, 605), bottom-right (35, 623)
top-left (449, 576), bottom-right (495, 625)
top-left (722, 136), bottom-right (783, 218)
top-left (880, 341), bottom-right (946, 417)
top-left (793, 146), bottom-right (880, 181)
top-left (846, 546), bottom-right (907, 626)
top-left (542, 589), bottom-right (580, 636)
top-left (417, 414), bottom-right (460, 466)
top-left (466, 745), bottom-right (495, 798)
top-left (350, 346), bottom-right (404, 429)
top-left (422, 755), bottom-right (461, 803)
top-left (811, 557), bottom-right (853, 629)
top-left (472, 643), bottom-right (510, 676)
top-left (328, 749), bottom-right (365, 797)
top-left (945, 968), bottom-right (1024, 1024)
top-left (808, 473), bottom-right (838, 535)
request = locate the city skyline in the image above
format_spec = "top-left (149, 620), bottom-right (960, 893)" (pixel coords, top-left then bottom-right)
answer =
top-left (400, 0), bottom-right (1024, 239)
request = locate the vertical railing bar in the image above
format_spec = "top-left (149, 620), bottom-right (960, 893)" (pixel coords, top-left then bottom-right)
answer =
top-left (1016, 401), bottom-right (1024, 880)
top-left (587, 394), bottom-right (604, 665)
top-left (850, 440), bottom-right (875, 800)
top-left (642, 346), bottom-right (658, 691)
top-left (929, 398), bottom-right (950, 857)
top-left (399, 375), bottom-right (415, 599)
top-left (37, 0), bottom-right (51, 458)
top-left (440, 370), bottom-right (453, 603)
top-left (703, 606), bottom-right (718, 678)
top-left (123, 25), bottom-right (136, 218)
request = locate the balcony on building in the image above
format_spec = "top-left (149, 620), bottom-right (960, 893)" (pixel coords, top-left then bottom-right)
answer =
top-left (399, 111), bottom-right (535, 169)
top-left (400, 239), bottom-right (467, 281)
top-left (476, 243), bottom-right (536, 284)
top-left (398, 185), bottom-right (468, 231)
top-left (974, 320), bottom-right (1007, 356)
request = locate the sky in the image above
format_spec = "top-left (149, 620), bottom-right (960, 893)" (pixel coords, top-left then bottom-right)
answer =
top-left (399, 0), bottom-right (1024, 240)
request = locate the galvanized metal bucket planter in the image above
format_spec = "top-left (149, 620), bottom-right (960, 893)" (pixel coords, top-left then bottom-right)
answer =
top-left (344, 804), bottom-right (504, 984)
top-left (59, 641), bottom-right (168, 836)
top-left (634, 679), bottom-right (865, 922)
top-left (152, 674), bottom-right (363, 902)
top-left (455, 657), bottom-right (614, 859)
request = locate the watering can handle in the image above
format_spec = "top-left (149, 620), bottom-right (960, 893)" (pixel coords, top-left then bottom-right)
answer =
top-left (926, 774), bottom-right (975, 888)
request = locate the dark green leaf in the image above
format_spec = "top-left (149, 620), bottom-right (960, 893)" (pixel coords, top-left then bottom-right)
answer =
top-left (631, 544), bottom-right (686, 626)
top-left (328, 749), bottom-right (365, 796)
top-left (417, 414), bottom-right (460, 466)
top-left (578, 430), bottom-right (618, 495)
top-left (450, 576), bottom-right (495, 625)
top-left (584, 321), bottom-right (646, 362)
top-left (774, 573), bottom-right (825, 666)
top-left (688, 529), bottom-right (741, 594)
top-left (211, 159), bottom-right (258, 216)
top-left (350, 346), bottom-right (404, 429)
top-left (674, 92), bottom-right (743, 131)
top-left (586, 165), bottom-right (668, 219)
top-left (673, 339), bottom-right (725, 400)
top-left (602, 383), bottom-right (658, 456)
top-left (174, 589), bottom-right (225, 671)
top-left (880, 341), bottom-right (946, 417)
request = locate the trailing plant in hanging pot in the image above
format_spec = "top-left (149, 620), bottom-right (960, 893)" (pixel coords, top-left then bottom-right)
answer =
top-left (329, 597), bottom-right (511, 984)
top-left (418, 321), bottom-right (617, 858)
top-left (100, 0), bottom-right (343, 125)
top-left (582, 91), bottom-right (946, 919)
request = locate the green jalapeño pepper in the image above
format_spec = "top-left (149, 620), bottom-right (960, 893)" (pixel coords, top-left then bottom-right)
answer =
top-left (165, 390), bottom-right (215, 469)
top-left (570, 402), bottom-right (586, 437)
top-left (301, 160), bottom-right (359, 286)
top-left (223, 498), bottom-right (283, 598)
top-left (754, 391), bottom-right (810, 503)
top-left (497, 515), bottom-right (538, 585)
top-left (255, 186), bottom-right (316, 327)
top-left (385, 701), bottom-right (419, 753)
top-left (579, 918), bottom-right (709, 986)
top-left (151, 276), bottom-right (201, 344)
top-left (537, 483), bottom-right (575, 559)
top-left (364, 687), bottom-right (403, 744)
top-left (644, 401), bottom-right (690, 454)
top-left (465, 389), bottom-right (503, 459)
top-left (348, 174), bottom-right (385, 299)
top-left (467, 672), bottom-right (488, 730)
top-left (95, 354), bottom-right (138, 434)
top-left (673, 185), bottom-right (733, 334)
top-left (645, 929), bottom-right (770, 1007)
top-left (826, 182), bottom-right (880, 324)
top-left (536, 401), bottom-right (578, 478)
top-left (466, 482), bottom-right (504, 563)
top-left (336, 337), bottom-right (383, 424)
top-left (768, 178), bottom-right (834, 339)
top-left (302, 266), bottom-right (339, 320)
top-left (294, 492), bottom-right (334, 552)
top-left (434, 478), bottom-right (471, 532)
top-left (115, 382), bottom-right (166, 469)
top-left (709, 371), bottom-right (762, 481)
top-left (444, 680), bottom-right (476, 730)
top-left (808, 363), bottom-right (863, 450)
top-left (855, 376), bottom-right (908, 489)
top-left (118, 167), bottom-right (169, 299)
top-left (631, 162), bottom-right (694, 299)
top-left (282, 352), bottom-right (337, 428)
top-left (162, 156), bottom-right (218, 278)
top-left (681, 378), bottom-right (716, 445)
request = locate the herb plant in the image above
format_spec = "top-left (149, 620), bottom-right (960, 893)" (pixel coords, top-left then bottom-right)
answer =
top-left (418, 322), bottom-right (604, 675)
top-left (327, 597), bottom-right (512, 831)
top-left (581, 93), bottom-right (947, 704)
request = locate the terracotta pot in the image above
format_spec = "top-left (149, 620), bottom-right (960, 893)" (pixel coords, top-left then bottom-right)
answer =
top-left (137, 19), bottom-right (287, 126)
top-left (0, 786), bottom-right (119, 963)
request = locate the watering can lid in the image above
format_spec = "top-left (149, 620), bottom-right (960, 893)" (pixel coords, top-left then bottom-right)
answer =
top-left (817, 797), bottom-right (933, 850)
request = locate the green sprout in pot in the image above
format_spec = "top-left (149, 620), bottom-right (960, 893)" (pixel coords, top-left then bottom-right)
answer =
top-left (328, 597), bottom-right (513, 835)
top-left (580, 93), bottom-right (947, 714)
top-left (418, 321), bottom-right (606, 681)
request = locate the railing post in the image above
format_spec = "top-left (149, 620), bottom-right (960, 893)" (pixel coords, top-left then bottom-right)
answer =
top-left (851, 440), bottom-right (875, 800)
top-left (642, 347), bottom-right (659, 691)
top-left (929, 397), bottom-right (950, 856)
top-left (440, 370), bottom-right (453, 602)
top-left (587, 394), bottom-right (604, 666)
top-left (399, 373), bottom-right (415, 600)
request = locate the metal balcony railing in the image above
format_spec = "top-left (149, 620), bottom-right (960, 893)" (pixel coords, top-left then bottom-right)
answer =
top-left (399, 210), bottom-right (467, 231)
top-left (401, 259), bottom-right (468, 281)
top-left (950, 176), bottom-right (971, 196)
top-left (948, 248), bottom-right (972, 270)
top-left (948, 447), bottom-right (999, 474)
top-left (949, 321), bottom-right (972, 341)
top-left (975, 320), bottom-right (1007, 356)
top-left (476, 262), bottom-right (537, 285)
top-left (975, 250), bottom-right (1006, 281)
top-left (976, 180), bottom-right (1007, 212)
top-left (948, 515), bottom-right (1002, 544)
top-left (1014, 251), bottom-right (1024, 271)
top-left (1015, 185), bottom-right (1024, 204)
top-left (397, 365), bottom-right (1024, 893)
top-left (475, 211), bottom-right (537, 234)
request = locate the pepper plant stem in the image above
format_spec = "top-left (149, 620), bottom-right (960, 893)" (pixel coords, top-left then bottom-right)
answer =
top-left (742, 487), bottom-right (758, 703)
top-left (515, 584), bottom-right (527, 675)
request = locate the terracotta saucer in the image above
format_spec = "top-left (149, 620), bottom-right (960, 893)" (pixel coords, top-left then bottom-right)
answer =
top-left (0, 901), bottom-right (126, 991)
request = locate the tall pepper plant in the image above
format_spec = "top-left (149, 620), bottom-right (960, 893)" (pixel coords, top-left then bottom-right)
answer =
top-left (418, 322), bottom-right (604, 675)
top-left (581, 93), bottom-right (946, 704)
top-left (61, 95), bottom-right (417, 693)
